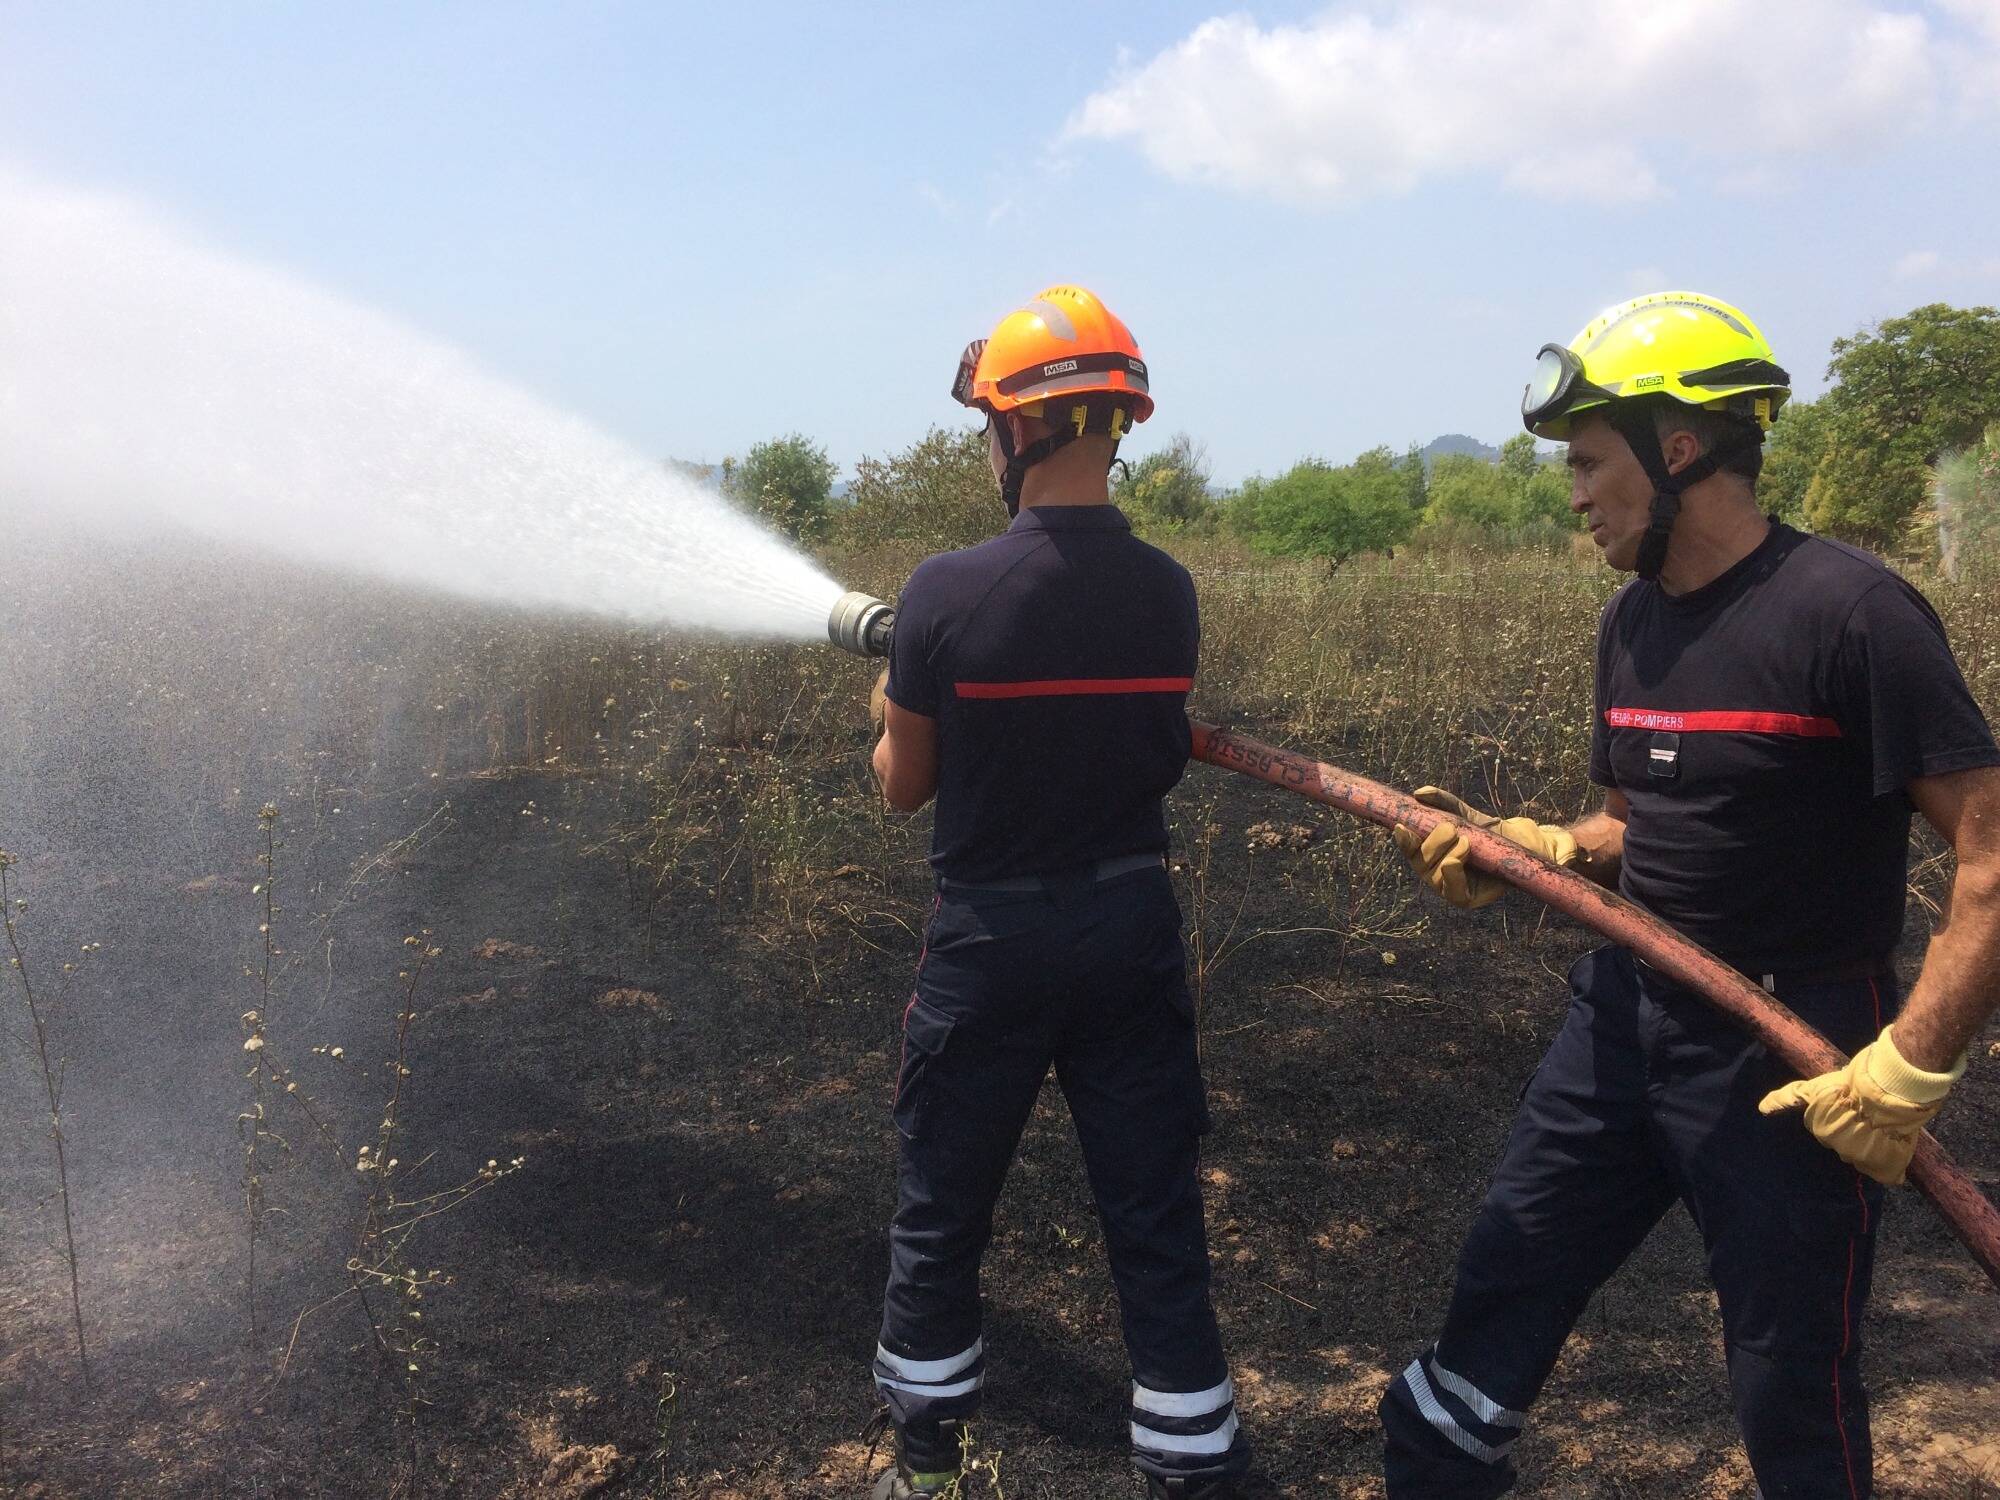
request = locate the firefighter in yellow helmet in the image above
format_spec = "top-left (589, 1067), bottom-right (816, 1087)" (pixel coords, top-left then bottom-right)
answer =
top-left (866, 287), bottom-right (1263, 1498)
top-left (1382, 292), bottom-right (2000, 1497)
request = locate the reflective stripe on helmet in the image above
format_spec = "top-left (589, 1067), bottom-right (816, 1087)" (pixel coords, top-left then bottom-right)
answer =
top-left (994, 351), bottom-right (1148, 399)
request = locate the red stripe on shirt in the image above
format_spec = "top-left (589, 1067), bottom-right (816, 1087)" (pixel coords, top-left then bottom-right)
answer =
top-left (954, 676), bottom-right (1194, 700)
top-left (1604, 707), bottom-right (1842, 737)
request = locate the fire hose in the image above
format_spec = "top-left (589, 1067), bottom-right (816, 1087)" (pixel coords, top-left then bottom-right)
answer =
top-left (1188, 719), bottom-right (2000, 1288)
top-left (825, 592), bottom-right (2000, 1283)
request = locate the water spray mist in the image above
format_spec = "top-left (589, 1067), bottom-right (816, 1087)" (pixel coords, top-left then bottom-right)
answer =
top-left (0, 168), bottom-right (845, 641)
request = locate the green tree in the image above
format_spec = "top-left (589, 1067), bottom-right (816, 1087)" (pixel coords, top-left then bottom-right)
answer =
top-left (1825, 303), bottom-right (2000, 463)
top-left (1397, 443), bottom-right (1428, 511)
top-left (1498, 432), bottom-right (1539, 486)
top-left (728, 433), bottom-right (838, 540)
top-left (833, 426), bottom-right (997, 552)
top-left (1350, 444), bottom-right (1398, 477)
top-left (1424, 453), bottom-right (1513, 528)
top-left (1802, 423), bottom-right (1931, 552)
top-left (1495, 433), bottom-right (1576, 527)
top-left (1514, 460), bottom-right (1575, 527)
top-left (1760, 399), bottom-right (1829, 523)
top-left (1115, 432), bottom-right (1212, 534)
top-left (1234, 456), bottom-right (1415, 566)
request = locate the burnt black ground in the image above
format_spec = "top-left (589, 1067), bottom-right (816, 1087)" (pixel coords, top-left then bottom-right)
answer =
top-left (3, 745), bottom-right (1997, 1499)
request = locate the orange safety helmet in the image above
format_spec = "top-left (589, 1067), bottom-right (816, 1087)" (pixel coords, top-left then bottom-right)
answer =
top-left (952, 284), bottom-right (1154, 424)
top-left (949, 285), bottom-right (1152, 514)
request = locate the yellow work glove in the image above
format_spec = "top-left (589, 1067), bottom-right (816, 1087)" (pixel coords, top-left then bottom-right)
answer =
top-left (1391, 787), bottom-right (1578, 909)
top-left (869, 667), bottom-right (889, 737)
top-left (1758, 1025), bottom-right (1966, 1186)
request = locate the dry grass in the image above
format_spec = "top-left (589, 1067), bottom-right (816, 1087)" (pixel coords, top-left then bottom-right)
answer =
top-left (4, 527), bottom-right (1999, 1495)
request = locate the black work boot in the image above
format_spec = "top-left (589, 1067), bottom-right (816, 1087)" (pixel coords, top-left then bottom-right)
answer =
top-left (1144, 1473), bottom-right (1288, 1499)
top-left (866, 1417), bottom-right (965, 1499)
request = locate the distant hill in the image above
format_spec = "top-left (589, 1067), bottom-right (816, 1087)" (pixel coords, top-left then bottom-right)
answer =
top-left (1419, 433), bottom-right (1500, 467)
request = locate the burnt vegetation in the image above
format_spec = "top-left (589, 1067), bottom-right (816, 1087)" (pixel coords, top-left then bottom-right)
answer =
top-left (2, 486), bottom-right (1998, 1497)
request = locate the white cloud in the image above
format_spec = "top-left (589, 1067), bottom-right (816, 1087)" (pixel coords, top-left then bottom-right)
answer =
top-left (1715, 164), bottom-right (1796, 197)
top-left (1893, 248), bottom-right (2000, 281)
top-left (1937, 0), bottom-right (2000, 104)
top-left (915, 182), bottom-right (958, 221)
top-left (1065, 1), bottom-right (1988, 205)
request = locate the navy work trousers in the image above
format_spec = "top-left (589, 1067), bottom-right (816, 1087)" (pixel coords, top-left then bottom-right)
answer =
top-left (875, 865), bottom-right (1248, 1482)
top-left (1382, 946), bottom-right (1892, 1499)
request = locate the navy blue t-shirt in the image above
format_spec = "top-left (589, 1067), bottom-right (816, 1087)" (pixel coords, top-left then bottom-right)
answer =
top-left (885, 504), bottom-right (1199, 883)
top-left (1590, 521), bottom-right (1999, 972)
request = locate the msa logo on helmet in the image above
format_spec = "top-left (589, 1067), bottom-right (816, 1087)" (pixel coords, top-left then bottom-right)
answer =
top-left (1633, 374), bottom-right (1666, 390)
top-left (1042, 358), bottom-right (1080, 377)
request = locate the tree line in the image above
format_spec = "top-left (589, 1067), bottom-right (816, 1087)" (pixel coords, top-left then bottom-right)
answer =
top-left (1762, 303), bottom-right (2000, 557)
top-left (685, 302), bottom-right (2000, 569)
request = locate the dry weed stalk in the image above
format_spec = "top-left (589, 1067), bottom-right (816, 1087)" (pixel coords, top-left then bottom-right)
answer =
top-left (1171, 793), bottom-right (1256, 1045)
top-left (0, 848), bottom-right (93, 1391)
top-left (335, 929), bottom-right (526, 1485)
top-left (229, 809), bottom-right (523, 1496)
top-left (650, 1369), bottom-right (679, 1488)
top-left (237, 803), bottom-right (281, 1360)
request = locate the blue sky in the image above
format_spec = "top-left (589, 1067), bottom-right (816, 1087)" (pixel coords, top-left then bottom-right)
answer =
top-left (5, 1), bottom-right (1999, 485)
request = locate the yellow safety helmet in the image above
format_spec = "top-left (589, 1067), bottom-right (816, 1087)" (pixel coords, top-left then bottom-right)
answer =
top-left (1523, 291), bottom-right (1790, 441)
top-left (1523, 292), bottom-right (1790, 581)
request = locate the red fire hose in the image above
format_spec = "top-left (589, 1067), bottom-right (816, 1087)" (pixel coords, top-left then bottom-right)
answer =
top-left (1189, 719), bottom-right (2000, 1288)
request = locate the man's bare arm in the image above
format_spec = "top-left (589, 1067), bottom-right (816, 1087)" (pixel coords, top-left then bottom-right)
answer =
top-left (1896, 764), bottom-right (2000, 1069)
top-left (873, 698), bottom-right (940, 813)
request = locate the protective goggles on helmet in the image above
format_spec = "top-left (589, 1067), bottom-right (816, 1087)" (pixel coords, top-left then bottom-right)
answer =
top-left (1522, 342), bottom-right (1616, 430)
top-left (951, 339), bottom-right (987, 410)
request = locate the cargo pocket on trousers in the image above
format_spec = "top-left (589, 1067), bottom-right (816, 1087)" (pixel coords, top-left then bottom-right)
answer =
top-left (894, 998), bottom-right (955, 1143)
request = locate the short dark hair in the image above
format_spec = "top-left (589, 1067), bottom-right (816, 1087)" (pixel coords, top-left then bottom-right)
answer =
top-left (1639, 396), bottom-right (1765, 486)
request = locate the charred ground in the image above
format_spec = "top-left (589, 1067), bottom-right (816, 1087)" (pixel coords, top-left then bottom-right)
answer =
top-left (2, 541), bottom-right (1996, 1497)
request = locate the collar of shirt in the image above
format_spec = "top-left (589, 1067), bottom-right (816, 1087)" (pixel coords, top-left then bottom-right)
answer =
top-left (1656, 518), bottom-right (1791, 614)
top-left (1007, 504), bottom-right (1132, 534)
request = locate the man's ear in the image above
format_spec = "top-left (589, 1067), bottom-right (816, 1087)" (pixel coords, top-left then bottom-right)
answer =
top-left (1662, 426), bottom-right (1704, 477)
top-left (1008, 409), bottom-right (1049, 447)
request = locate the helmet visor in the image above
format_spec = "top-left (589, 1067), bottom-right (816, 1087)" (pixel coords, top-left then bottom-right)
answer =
top-left (950, 338), bottom-right (986, 409)
top-left (1521, 341), bottom-right (1624, 435)
top-left (1522, 343), bottom-right (1583, 426)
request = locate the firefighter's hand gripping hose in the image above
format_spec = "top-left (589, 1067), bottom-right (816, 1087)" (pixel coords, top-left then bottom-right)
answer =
top-left (1188, 719), bottom-right (2000, 1288)
top-left (1760, 1027), bottom-right (1966, 1187)
top-left (1392, 787), bottom-right (1579, 910)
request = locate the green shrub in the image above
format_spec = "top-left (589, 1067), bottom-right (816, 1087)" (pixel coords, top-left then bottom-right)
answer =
top-left (728, 434), bottom-right (838, 541)
top-left (1232, 456), bottom-right (1415, 566)
top-left (830, 426), bottom-right (997, 554)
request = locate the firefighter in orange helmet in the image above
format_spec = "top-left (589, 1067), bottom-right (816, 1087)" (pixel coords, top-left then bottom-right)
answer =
top-left (865, 288), bottom-right (1259, 1499)
top-left (949, 284), bottom-right (1154, 518)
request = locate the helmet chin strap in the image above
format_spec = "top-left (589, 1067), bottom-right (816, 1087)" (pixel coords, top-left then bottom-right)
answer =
top-left (1607, 405), bottom-right (1760, 582)
top-left (1000, 431), bottom-right (1079, 518)
top-left (993, 415), bottom-right (1120, 518)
